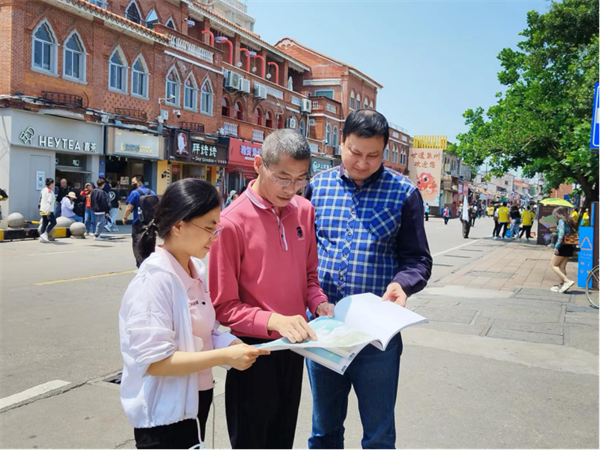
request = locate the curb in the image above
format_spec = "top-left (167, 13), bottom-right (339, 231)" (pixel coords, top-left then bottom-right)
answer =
top-left (0, 227), bottom-right (72, 242)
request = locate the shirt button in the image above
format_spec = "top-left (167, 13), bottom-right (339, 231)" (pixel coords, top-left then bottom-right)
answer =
top-left (347, 230), bottom-right (353, 236)
top-left (202, 301), bottom-right (206, 305)
top-left (342, 253), bottom-right (348, 260)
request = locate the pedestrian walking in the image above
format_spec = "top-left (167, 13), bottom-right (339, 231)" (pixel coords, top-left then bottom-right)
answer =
top-left (443, 206), bottom-right (450, 224)
top-left (424, 202), bottom-right (430, 221)
top-left (105, 181), bottom-right (120, 232)
top-left (306, 110), bottom-right (432, 449)
top-left (81, 182), bottom-right (96, 235)
top-left (54, 178), bottom-right (70, 217)
top-left (493, 202), bottom-right (510, 239)
top-left (470, 204), bottom-right (477, 227)
top-left (550, 207), bottom-right (577, 293)
top-left (39, 177), bottom-right (57, 243)
top-left (519, 206), bottom-right (536, 240)
top-left (91, 179), bottom-right (110, 240)
top-left (209, 129), bottom-right (329, 449)
top-left (119, 179), bottom-right (269, 450)
top-left (60, 192), bottom-right (83, 222)
top-left (122, 175), bottom-right (158, 267)
top-left (509, 205), bottom-right (521, 239)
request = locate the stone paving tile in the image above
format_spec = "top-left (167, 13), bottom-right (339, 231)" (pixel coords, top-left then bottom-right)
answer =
top-left (411, 306), bottom-right (478, 324)
top-left (486, 328), bottom-right (564, 345)
top-left (491, 320), bottom-right (564, 336)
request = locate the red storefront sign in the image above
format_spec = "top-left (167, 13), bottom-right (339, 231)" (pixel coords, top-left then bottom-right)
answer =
top-left (227, 138), bottom-right (261, 178)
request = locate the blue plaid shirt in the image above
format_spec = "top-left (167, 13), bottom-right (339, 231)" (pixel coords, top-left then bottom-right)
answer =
top-left (306, 164), bottom-right (432, 303)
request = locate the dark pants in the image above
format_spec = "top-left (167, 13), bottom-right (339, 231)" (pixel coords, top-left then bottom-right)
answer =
top-left (134, 389), bottom-right (213, 449)
top-left (520, 225), bottom-right (532, 239)
top-left (470, 216), bottom-right (476, 227)
top-left (226, 337), bottom-right (304, 449)
top-left (462, 219), bottom-right (471, 238)
top-left (425, 212), bottom-right (429, 221)
top-left (40, 213), bottom-right (57, 235)
top-left (493, 222), bottom-right (508, 237)
top-left (132, 221), bottom-right (144, 268)
top-left (444, 216), bottom-right (449, 225)
top-left (307, 334), bottom-right (403, 449)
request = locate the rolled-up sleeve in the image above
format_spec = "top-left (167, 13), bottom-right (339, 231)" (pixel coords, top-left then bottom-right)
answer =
top-left (392, 189), bottom-right (433, 297)
top-left (211, 321), bottom-right (238, 349)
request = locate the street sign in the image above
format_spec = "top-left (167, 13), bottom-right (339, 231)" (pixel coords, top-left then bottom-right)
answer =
top-left (591, 82), bottom-right (599, 149)
top-left (577, 226), bottom-right (594, 288)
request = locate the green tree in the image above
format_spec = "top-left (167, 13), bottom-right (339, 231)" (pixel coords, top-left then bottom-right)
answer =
top-left (450, 0), bottom-right (599, 205)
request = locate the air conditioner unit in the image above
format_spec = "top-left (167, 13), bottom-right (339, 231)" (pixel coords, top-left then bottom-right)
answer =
top-left (301, 98), bottom-right (312, 113)
top-left (254, 85), bottom-right (267, 100)
top-left (239, 78), bottom-right (251, 93)
top-left (285, 117), bottom-right (297, 129)
top-left (225, 71), bottom-right (241, 90)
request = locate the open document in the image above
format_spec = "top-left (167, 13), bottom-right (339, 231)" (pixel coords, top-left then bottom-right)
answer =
top-left (254, 293), bottom-right (428, 374)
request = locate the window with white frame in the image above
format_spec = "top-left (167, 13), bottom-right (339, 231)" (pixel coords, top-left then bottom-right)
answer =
top-left (166, 67), bottom-right (181, 106)
top-left (314, 89), bottom-right (334, 99)
top-left (299, 119), bottom-right (306, 137)
top-left (131, 55), bottom-right (148, 98)
top-left (32, 21), bottom-right (58, 74)
top-left (184, 74), bottom-right (198, 110)
top-left (325, 124), bottom-right (332, 145)
top-left (384, 146), bottom-right (389, 161)
top-left (145, 10), bottom-right (159, 29)
top-left (370, 100), bottom-right (374, 109)
top-left (356, 94), bottom-right (361, 110)
top-left (364, 97), bottom-right (368, 109)
top-left (109, 48), bottom-right (128, 93)
top-left (200, 79), bottom-right (213, 114)
top-left (166, 18), bottom-right (176, 30)
top-left (63, 31), bottom-right (85, 82)
top-left (125, 1), bottom-right (142, 24)
top-left (350, 91), bottom-right (355, 109)
top-left (332, 126), bottom-right (339, 148)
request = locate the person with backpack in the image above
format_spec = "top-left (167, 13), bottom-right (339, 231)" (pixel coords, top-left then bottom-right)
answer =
top-left (122, 175), bottom-right (158, 267)
top-left (119, 179), bottom-right (269, 449)
top-left (91, 179), bottom-right (111, 240)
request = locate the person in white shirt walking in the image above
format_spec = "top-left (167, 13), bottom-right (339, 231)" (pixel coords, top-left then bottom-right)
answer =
top-left (119, 178), bottom-right (269, 449)
top-left (39, 178), bottom-right (57, 243)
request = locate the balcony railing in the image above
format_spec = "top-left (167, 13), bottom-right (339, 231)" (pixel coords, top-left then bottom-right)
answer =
top-left (88, 0), bottom-right (108, 9)
top-left (41, 91), bottom-right (83, 108)
top-left (252, 129), bottom-right (264, 142)
top-left (180, 122), bottom-right (205, 133)
top-left (223, 122), bottom-right (238, 136)
top-left (115, 108), bottom-right (148, 120)
top-left (221, 0), bottom-right (248, 13)
top-left (326, 104), bottom-right (337, 114)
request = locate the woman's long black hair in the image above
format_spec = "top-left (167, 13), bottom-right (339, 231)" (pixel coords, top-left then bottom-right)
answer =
top-left (552, 206), bottom-right (577, 232)
top-left (135, 179), bottom-right (222, 265)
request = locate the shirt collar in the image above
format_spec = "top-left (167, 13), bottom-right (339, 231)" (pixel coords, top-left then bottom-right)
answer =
top-left (245, 179), bottom-right (299, 212)
top-left (155, 246), bottom-right (199, 291)
top-left (338, 163), bottom-right (385, 189)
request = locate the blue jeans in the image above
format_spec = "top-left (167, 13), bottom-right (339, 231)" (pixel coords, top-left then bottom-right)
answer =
top-left (84, 207), bottom-right (97, 233)
top-left (510, 220), bottom-right (520, 238)
top-left (307, 333), bottom-right (403, 449)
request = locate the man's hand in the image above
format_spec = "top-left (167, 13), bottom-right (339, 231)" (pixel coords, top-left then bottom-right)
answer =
top-left (315, 301), bottom-right (334, 318)
top-left (122, 217), bottom-right (127, 225)
top-left (382, 282), bottom-right (408, 307)
top-left (267, 313), bottom-right (317, 343)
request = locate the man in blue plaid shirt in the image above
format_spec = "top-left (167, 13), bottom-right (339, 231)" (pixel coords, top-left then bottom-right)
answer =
top-left (305, 110), bottom-right (432, 449)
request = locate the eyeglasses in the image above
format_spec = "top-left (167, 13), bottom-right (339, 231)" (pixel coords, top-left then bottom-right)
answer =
top-left (263, 163), bottom-right (310, 189)
top-left (189, 222), bottom-right (223, 240)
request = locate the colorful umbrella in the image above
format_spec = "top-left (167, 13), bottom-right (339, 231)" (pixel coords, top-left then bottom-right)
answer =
top-left (539, 198), bottom-right (575, 208)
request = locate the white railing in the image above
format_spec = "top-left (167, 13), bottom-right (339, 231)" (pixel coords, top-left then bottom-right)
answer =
top-left (223, 122), bottom-right (238, 136)
top-left (169, 35), bottom-right (214, 64)
top-left (291, 96), bottom-right (303, 107)
top-left (309, 142), bottom-right (320, 154)
top-left (326, 104), bottom-right (337, 114)
top-left (252, 129), bottom-right (264, 142)
top-left (221, 0), bottom-right (248, 13)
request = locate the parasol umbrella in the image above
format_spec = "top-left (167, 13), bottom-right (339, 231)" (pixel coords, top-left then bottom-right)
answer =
top-left (539, 198), bottom-right (575, 208)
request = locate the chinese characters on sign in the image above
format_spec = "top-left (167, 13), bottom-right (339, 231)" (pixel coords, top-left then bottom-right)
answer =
top-left (408, 147), bottom-right (444, 207)
top-left (239, 144), bottom-right (261, 160)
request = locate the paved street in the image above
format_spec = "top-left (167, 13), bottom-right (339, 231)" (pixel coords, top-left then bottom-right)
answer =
top-left (0, 216), bottom-right (598, 449)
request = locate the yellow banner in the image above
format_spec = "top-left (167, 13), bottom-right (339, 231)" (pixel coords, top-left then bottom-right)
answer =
top-left (412, 135), bottom-right (447, 150)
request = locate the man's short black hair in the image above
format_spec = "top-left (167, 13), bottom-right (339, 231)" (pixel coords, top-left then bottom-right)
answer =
top-left (133, 175), bottom-right (145, 184)
top-left (342, 110), bottom-right (389, 149)
top-left (111, 181), bottom-right (118, 188)
top-left (502, 202), bottom-right (508, 206)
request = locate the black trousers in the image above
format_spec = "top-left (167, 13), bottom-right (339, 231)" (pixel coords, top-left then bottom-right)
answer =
top-left (444, 217), bottom-right (449, 225)
top-left (132, 221), bottom-right (144, 268)
top-left (520, 225), bottom-right (532, 239)
top-left (134, 389), bottom-right (213, 449)
top-left (226, 337), bottom-right (304, 449)
top-left (425, 212), bottom-right (429, 221)
top-left (493, 222), bottom-right (508, 237)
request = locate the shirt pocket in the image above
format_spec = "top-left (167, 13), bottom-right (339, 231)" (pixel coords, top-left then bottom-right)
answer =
top-left (369, 207), bottom-right (400, 240)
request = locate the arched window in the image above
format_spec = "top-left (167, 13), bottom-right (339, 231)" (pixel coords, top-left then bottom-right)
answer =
top-left (32, 20), bottom-right (58, 74)
top-left (109, 47), bottom-right (128, 93)
top-left (364, 97), bottom-right (369, 109)
top-left (265, 111), bottom-right (273, 129)
top-left (287, 76), bottom-right (293, 90)
top-left (222, 98), bottom-right (230, 117)
top-left (166, 18), bottom-right (176, 30)
top-left (332, 126), bottom-right (339, 148)
top-left (384, 145), bottom-right (389, 161)
top-left (166, 67), bottom-right (181, 106)
top-left (125, 1), bottom-right (142, 24)
top-left (350, 91), bottom-right (355, 110)
top-left (234, 101), bottom-right (243, 120)
top-left (200, 79), bottom-right (213, 114)
top-left (370, 100), bottom-right (374, 110)
top-left (254, 108), bottom-right (262, 126)
top-left (63, 31), bottom-right (85, 82)
top-left (184, 74), bottom-right (198, 111)
top-left (299, 119), bottom-right (306, 137)
top-left (145, 9), bottom-right (159, 29)
top-left (131, 55), bottom-right (149, 98)
top-left (277, 114), bottom-right (284, 129)
top-left (356, 94), bottom-right (361, 111)
top-left (325, 124), bottom-right (332, 145)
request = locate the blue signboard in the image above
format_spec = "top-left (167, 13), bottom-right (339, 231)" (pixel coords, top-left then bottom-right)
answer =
top-left (591, 82), bottom-right (599, 149)
top-left (577, 226), bottom-right (594, 288)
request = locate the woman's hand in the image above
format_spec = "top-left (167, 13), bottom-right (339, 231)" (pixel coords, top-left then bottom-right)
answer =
top-left (222, 344), bottom-right (270, 371)
top-left (554, 249), bottom-right (559, 256)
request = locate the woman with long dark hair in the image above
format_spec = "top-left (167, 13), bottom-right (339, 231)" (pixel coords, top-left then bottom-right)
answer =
top-left (39, 177), bottom-right (57, 243)
top-left (119, 179), bottom-right (269, 449)
top-left (550, 206), bottom-right (577, 293)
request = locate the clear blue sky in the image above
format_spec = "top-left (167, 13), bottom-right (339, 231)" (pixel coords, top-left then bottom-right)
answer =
top-left (247, 0), bottom-right (551, 142)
